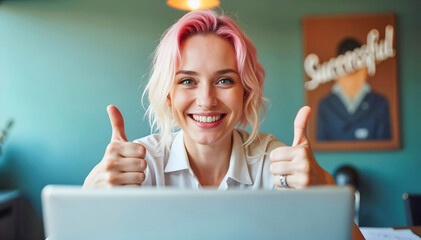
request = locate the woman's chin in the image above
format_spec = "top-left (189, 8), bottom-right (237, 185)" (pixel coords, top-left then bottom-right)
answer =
top-left (188, 133), bottom-right (229, 147)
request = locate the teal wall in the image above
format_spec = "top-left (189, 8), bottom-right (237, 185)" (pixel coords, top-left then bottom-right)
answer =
top-left (0, 0), bottom-right (420, 238)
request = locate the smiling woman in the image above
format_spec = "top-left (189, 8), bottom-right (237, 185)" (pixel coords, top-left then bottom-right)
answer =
top-left (82, 10), bottom-right (364, 239)
top-left (144, 11), bottom-right (266, 152)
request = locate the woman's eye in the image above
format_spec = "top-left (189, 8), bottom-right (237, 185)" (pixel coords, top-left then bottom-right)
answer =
top-left (180, 79), bottom-right (195, 85)
top-left (217, 78), bottom-right (234, 85)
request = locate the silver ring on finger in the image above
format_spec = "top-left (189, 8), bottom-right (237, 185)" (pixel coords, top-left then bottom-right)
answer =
top-left (280, 175), bottom-right (290, 189)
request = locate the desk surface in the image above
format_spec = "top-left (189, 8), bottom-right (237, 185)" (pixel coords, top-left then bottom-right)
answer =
top-left (394, 226), bottom-right (421, 237)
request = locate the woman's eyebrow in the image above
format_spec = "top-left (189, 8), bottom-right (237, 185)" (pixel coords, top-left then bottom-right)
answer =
top-left (216, 69), bottom-right (238, 75)
top-left (175, 69), bottom-right (238, 76)
top-left (176, 70), bottom-right (198, 75)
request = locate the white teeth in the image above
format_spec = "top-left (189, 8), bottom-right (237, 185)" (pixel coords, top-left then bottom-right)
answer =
top-left (192, 114), bottom-right (222, 123)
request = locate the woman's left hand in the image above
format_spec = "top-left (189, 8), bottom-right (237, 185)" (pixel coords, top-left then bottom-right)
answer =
top-left (269, 106), bottom-right (336, 189)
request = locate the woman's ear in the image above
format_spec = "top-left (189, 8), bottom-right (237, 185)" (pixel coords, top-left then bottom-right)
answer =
top-left (243, 90), bottom-right (249, 100)
top-left (166, 94), bottom-right (172, 107)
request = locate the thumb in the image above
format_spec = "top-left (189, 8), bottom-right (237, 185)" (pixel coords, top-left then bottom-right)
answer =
top-left (107, 105), bottom-right (128, 142)
top-left (292, 106), bottom-right (311, 146)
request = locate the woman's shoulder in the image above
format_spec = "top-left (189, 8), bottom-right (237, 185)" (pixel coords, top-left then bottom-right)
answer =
top-left (133, 132), bottom-right (179, 157)
top-left (133, 133), bottom-right (160, 145)
top-left (235, 129), bottom-right (286, 154)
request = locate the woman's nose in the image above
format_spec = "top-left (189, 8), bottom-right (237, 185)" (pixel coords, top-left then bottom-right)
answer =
top-left (196, 85), bottom-right (218, 109)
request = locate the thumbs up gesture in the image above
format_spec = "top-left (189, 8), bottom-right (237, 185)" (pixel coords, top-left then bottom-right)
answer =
top-left (269, 106), bottom-right (335, 189)
top-left (83, 105), bottom-right (147, 188)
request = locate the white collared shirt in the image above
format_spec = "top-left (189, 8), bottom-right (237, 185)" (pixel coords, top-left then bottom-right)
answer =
top-left (133, 129), bottom-right (285, 190)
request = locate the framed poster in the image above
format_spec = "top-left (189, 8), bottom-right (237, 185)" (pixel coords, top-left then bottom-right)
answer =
top-left (302, 13), bottom-right (400, 151)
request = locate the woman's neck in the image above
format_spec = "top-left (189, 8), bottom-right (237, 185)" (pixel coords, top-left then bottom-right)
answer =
top-left (183, 132), bottom-right (233, 187)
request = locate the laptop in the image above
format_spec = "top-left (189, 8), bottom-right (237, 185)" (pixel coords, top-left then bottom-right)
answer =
top-left (41, 185), bottom-right (354, 240)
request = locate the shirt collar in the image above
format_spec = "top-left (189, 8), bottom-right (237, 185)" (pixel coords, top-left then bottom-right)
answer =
top-left (164, 131), bottom-right (190, 173)
top-left (332, 82), bottom-right (371, 114)
top-left (224, 130), bottom-right (253, 185)
top-left (164, 130), bottom-right (253, 186)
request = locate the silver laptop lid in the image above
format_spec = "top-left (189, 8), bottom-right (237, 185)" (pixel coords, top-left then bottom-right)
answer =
top-left (42, 185), bottom-right (354, 240)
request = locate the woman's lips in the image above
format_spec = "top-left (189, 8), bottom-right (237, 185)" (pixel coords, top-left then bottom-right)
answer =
top-left (188, 114), bottom-right (226, 128)
top-left (191, 114), bottom-right (222, 123)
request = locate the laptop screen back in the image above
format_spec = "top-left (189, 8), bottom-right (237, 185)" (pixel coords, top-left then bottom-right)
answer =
top-left (42, 185), bottom-right (354, 240)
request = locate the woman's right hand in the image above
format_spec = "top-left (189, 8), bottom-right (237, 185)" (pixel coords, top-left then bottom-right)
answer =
top-left (83, 105), bottom-right (147, 188)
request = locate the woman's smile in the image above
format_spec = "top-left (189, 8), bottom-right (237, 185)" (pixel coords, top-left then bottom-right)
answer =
top-left (188, 113), bottom-right (227, 128)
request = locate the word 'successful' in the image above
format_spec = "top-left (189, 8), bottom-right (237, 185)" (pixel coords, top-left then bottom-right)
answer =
top-left (304, 25), bottom-right (395, 91)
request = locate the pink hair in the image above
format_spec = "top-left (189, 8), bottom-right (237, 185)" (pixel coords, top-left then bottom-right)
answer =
top-left (144, 10), bottom-right (267, 149)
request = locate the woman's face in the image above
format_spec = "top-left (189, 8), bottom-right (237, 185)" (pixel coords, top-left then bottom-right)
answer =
top-left (168, 33), bottom-right (244, 146)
